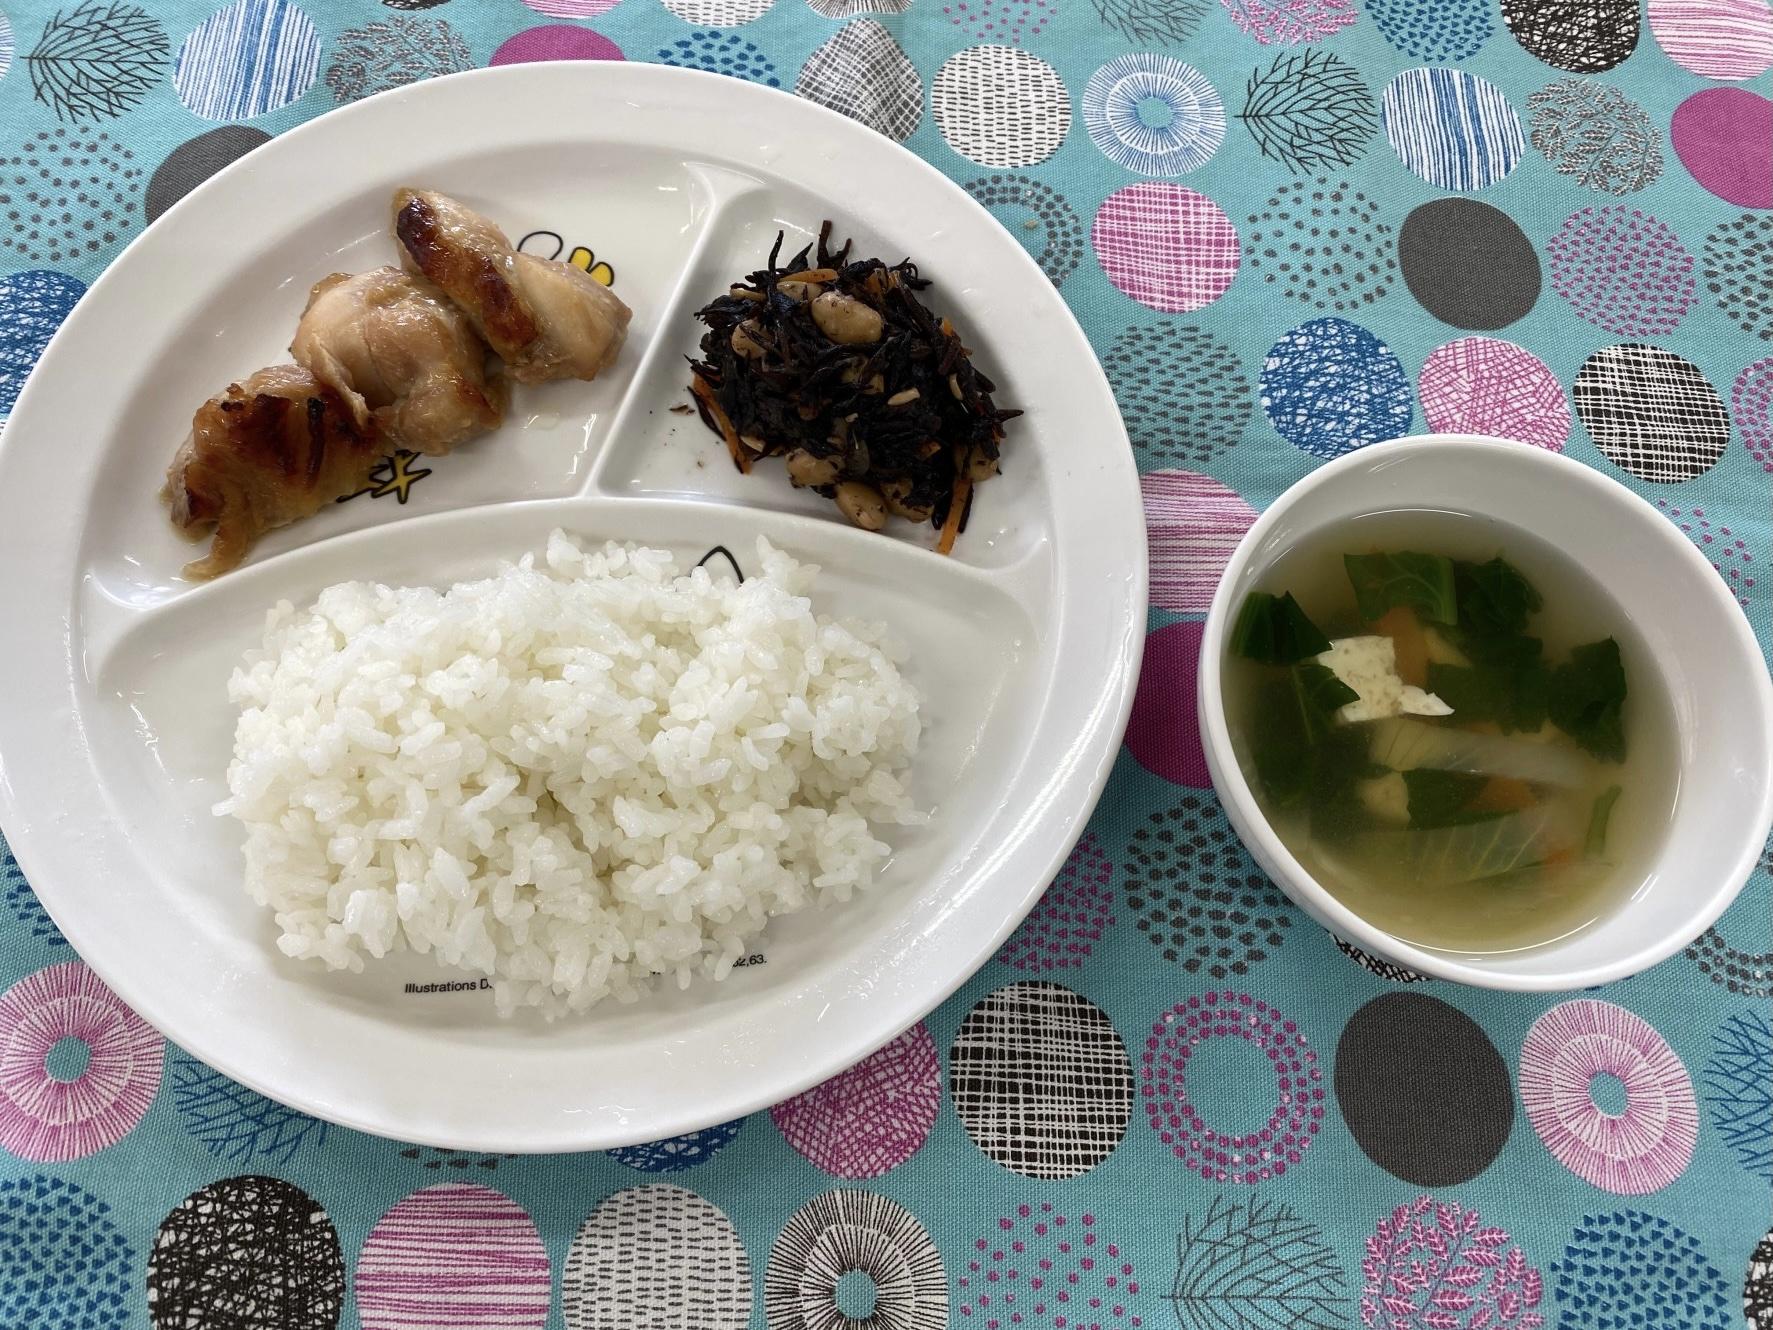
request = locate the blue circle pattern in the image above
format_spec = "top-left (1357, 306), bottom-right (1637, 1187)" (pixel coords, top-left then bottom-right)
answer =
top-left (1382, 67), bottom-right (1524, 192)
top-left (0, 1175), bottom-right (133, 1329)
top-left (1260, 316), bottom-right (1414, 458)
top-left (0, 269), bottom-right (85, 416)
top-left (1701, 1009), bottom-right (1772, 1182)
top-left (173, 0), bottom-right (322, 121)
top-left (606, 1117), bottom-right (745, 1172)
top-left (168, 1048), bottom-right (330, 1166)
top-left (655, 32), bottom-right (781, 87)
top-left (1, 829), bottom-right (64, 946)
top-left (1367, 0), bottom-right (1490, 60)
top-left (1556, 1211), bottom-right (1733, 1330)
top-left (1082, 53), bottom-right (1224, 176)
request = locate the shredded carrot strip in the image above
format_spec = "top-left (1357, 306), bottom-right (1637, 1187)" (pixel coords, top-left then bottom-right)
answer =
top-left (1472, 776), bottom-right (1537, 813)
top-left (937, 473), bottom-right (971, 556)
top-left (780, 267), bottom-right (838, 284)
top-left (690, 374), bottom-right (750, 474)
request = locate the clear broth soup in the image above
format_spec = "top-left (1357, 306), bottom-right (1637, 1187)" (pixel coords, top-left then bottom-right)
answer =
top-left (1225, 509), bottom-right (1679, 954)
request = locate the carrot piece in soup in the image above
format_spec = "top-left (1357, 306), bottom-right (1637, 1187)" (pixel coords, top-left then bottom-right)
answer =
top-left (1471, 776), bottom-right (1537, 814)
top-left (1370, 606), bottom-right (1429, 686)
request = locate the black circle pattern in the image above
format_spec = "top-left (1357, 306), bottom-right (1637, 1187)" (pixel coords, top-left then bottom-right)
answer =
top-left (1104, 325), bottom-right (1249, 468)
top-left (1336, 993), bottom-right (1513, 1186)
top-left (962, 173), bottom-right (1084, 286)
top-left (1573, 343), bottom-right (1730, 482)
top-left (1705, 214), bottom-right (1773, 342)
top-left (146, 126), bottom-right (271, 225)
top-left (1501, 0), bottom-right (1639, 72)
top-left (147, 1176), bottom-right (345, 1330)
top-left (1245, 178), bottom-right (1394, 311)
top-left (1399, 198), bottom-right (1541, 330)
top-left (1749, 1231), bottom-right (1773, 1330)
top-left (765, 1190), bottom-right (946, 1330)
top-left (0, 128), bottom-right (142, 265)
top-left (1334, 935), bottom-right (1431, 983)
top-left (949, 981), bottom-right (1134, 1179)
top-left (1124, 793), bottom-right (1294, 977)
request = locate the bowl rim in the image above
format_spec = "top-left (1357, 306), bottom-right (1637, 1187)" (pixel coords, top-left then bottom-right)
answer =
top-left (1197, 432), bottom-right (1773, 990)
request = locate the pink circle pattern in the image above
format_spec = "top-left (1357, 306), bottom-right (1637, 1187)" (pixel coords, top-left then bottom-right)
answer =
top-left (1141, 991), bottom-right (1324, 1183)
top-left (996, 831), bottom-right (1115, 973)
top-left (1520, 999), bottom-right (1699, 1195)
top-left (1656, 501), bottom-right (1756, 609)
top-left (1125, 621), bottom-right (1210, 787)
top-left (1649, 0), bottom-right (1773, 81)
top-left (957, 1204), bottom-right (1144, 1330)
top-left (1671, 87), bottom-right (1773, 207)
top-left (1418, 338), bottom-right (1571, 452)
top-left (0, 960), bottom-right (163, 1163)
top-left (1093, 184), bottom-right (1239, 314)
top-left (770, 1023), bottom-right (941, 1178)
top-left (1142, 471), bottom-right (1259, 613)
top-left (1735, 358), bottom-right (1773, 473)
top-left (489, 25), bottom-right (624, 64)
top-left (945, 0), bottom-right (1056, 43)
top-left (1219, 0), bottom-right (1358, 43)
top-left (1361, 1195), bottom-right (1547, 1330)
top-left (1546, 205), bottom-right (1697, 337)
top-left (356, 1182), bottom-right (551, 1330)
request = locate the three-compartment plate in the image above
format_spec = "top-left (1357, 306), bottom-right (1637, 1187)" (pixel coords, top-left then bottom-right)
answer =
top-left (0, 64), bottom-right (1145, 1151)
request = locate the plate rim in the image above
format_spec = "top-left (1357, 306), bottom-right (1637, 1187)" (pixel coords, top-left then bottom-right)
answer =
top-left (0, 62), bottom-right (1148, 1151)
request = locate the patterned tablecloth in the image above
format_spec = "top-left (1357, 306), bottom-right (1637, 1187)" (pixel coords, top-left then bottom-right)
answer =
top-left (1, 0), bottom-right (1771, 1324)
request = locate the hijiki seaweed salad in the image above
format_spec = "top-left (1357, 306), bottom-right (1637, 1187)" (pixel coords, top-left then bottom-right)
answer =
top-left (689, 223), bottom-right (1020, 553)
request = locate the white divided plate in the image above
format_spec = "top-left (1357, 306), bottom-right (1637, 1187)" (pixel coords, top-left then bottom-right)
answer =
top-left (0, 64), bottom-right (1144, 1151)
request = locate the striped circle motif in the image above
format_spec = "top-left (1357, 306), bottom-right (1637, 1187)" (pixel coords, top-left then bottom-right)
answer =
top-left (1093, 183), bottom-right (1239, 313)
top-left (766, 1190), bottom-right (946, 1330)
top-left (563, 1186), bottom-right (750, 1330)
top-left (0, 12), bottom-right (12, 84)
top-left (1142, 471), bottom-right (1258, 613)
top-left (933, 45), bottom-right (1070, 168)
top-left (523, 0), bottom-right (620, 13)
top-left (173, 0), bottom-right (321, 120)
top-left (1083, 54), bottom-right (1224, 176)
top-left (1383, 67), bottom-right (1526, 191)
top-left (950, 981), bottom-right (1133, 1179)
top-left (0, 960), bottom-right (163, 1162)
top-left (1649, 0), bottom-right (1773, 79)
top-left (1573, 343), bottom-right (1729, 483)
top-left (772, 1024), bottom-right (940, 1179)
top-left (1418, 337), bottom-right (1570, 450)
top-left (1521, 1000), bottom-right (1698, 1194)
top-left (356, 1183), bottom-right (550, 1330)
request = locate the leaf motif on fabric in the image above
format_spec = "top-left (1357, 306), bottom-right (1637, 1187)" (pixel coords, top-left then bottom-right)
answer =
top-left (1239, 49), bottom-right (1377, 170)
top-left (1090, 0), bottom-right (1210, 41)
top-left (1527, 77), bottom-right (1662, 194)
top-left (26, 0), bottom-right (167, 121)
top-left (1171, 1194), bottom-right (1352, 1330)
top-left (324, 16), bottom-right (471, 103)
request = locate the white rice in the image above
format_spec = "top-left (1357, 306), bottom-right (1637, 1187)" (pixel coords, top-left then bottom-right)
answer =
top-left (217, 533), bottom-right (922, 1015)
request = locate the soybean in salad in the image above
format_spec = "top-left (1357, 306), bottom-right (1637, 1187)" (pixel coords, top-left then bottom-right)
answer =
top-left (1224, 511), bottom-right (1677, 954)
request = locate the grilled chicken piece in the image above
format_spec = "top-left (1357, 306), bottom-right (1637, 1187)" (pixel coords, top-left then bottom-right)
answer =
top-left (291, 267), bottom-right (506, 455)
top-left (391, 187), bottom-right (631, 385)
top-left (165, 366), bottom-right (386, 579)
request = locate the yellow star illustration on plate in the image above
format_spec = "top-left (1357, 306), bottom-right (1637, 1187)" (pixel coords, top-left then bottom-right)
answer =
top-left (371, 450), bottom-right (432, 503)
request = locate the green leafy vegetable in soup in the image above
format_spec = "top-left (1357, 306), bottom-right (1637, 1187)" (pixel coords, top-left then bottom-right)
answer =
top-left (1225, 523), bottom-right (1673, 955)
